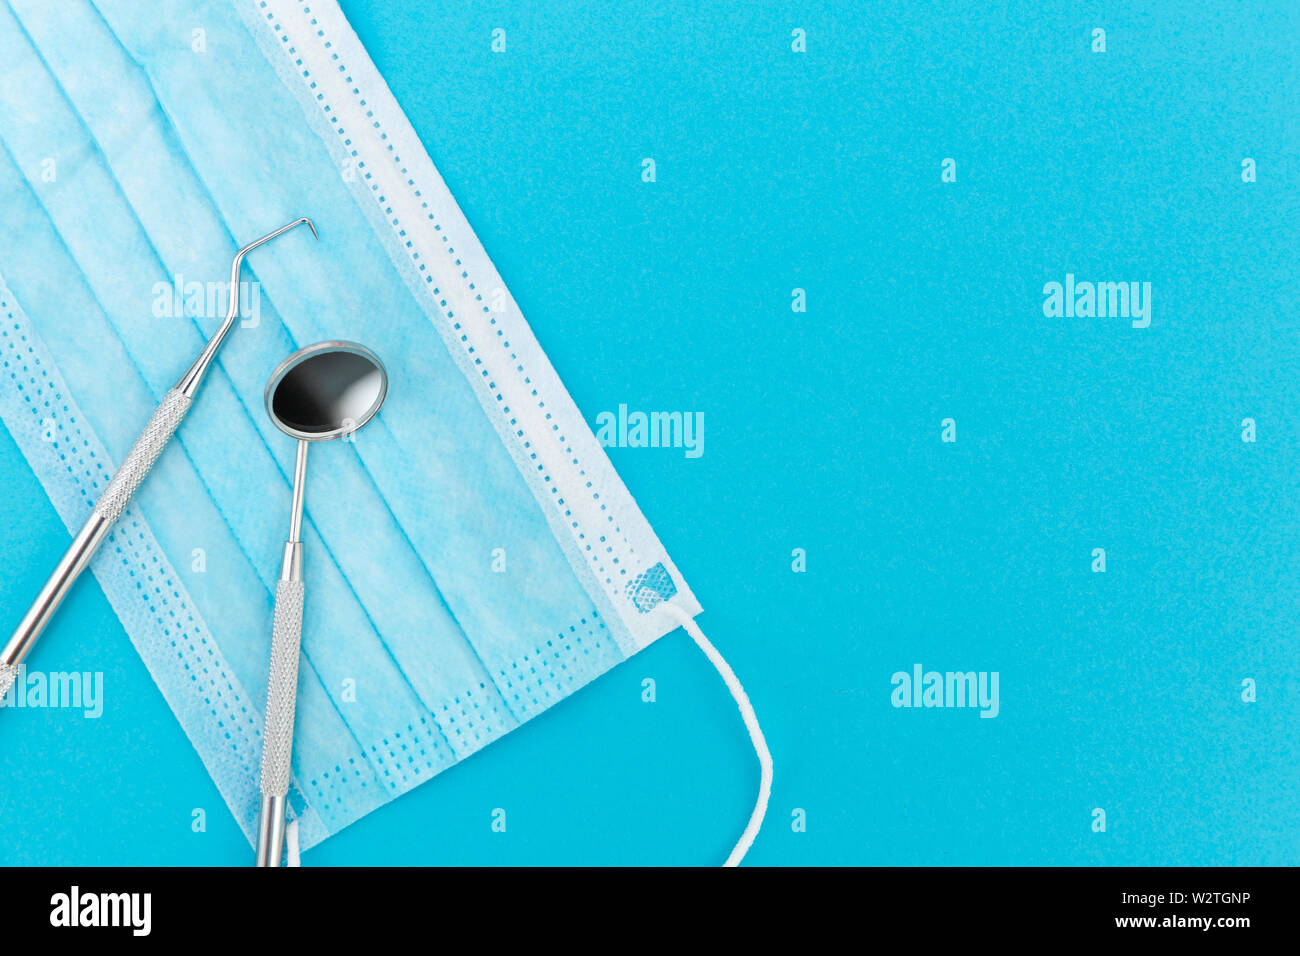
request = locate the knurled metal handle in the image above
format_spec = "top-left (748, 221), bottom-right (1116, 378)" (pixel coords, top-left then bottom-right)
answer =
top-left (260, 578), bottom-right (305, 797)
top-left (2, 387), bottom-right (193, 685)
top-left (94, 388), bottom-right (192, 523)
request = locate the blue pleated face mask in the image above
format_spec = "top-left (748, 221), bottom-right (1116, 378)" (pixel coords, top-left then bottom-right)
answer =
top-left (0, 0), bottom-right (735, 854)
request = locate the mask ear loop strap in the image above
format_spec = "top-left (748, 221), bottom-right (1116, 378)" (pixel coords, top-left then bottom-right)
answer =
top-left (276, 607), bottom-right (769, 869)
top-left (657, 602), bottom-right (772, 867)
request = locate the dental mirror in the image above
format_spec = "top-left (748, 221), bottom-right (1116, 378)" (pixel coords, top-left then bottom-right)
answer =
top-left (266, 341), bottom-right (387, 441)
top-left (255, 340), bottom-right (387, 867)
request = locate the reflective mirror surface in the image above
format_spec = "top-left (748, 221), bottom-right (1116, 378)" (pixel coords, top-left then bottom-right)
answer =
top-left (265, 342), bottom-right (387, 441)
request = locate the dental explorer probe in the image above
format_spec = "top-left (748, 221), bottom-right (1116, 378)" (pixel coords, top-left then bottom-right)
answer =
top-left (0, 218), bottom-right (318, 699)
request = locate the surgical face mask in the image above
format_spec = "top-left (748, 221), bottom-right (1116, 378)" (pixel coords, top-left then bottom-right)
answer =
top-left (0, 0), bottom-right (768, 862)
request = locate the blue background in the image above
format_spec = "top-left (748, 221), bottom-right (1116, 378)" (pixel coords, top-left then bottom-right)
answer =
top-left (1, 0), bottom-right (1297, 865)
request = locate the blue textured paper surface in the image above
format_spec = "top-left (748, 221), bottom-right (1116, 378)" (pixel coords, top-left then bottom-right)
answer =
top-left (0, 0), bottom-right (1296, 865)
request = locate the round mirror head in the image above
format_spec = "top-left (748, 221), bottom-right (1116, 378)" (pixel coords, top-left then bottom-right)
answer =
top-left (265, 341), bottom-right (387, 441)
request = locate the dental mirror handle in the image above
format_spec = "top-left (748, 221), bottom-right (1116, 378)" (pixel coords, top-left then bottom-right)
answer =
top-left (256, 440), bottom-right (309, 867)
top-left (0, 388), bottom-right (191, 696)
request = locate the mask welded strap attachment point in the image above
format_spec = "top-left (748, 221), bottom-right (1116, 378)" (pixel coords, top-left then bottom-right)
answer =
top-left (656, 602), bottom-right (773, 867)
top-left (0, 217), bottom-right (318, 702)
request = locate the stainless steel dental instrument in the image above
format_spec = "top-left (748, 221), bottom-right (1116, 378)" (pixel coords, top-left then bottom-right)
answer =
top-left (255, 341), bottom-right (388, 867)
top-left (0, 218), bottom-right (318, 700)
